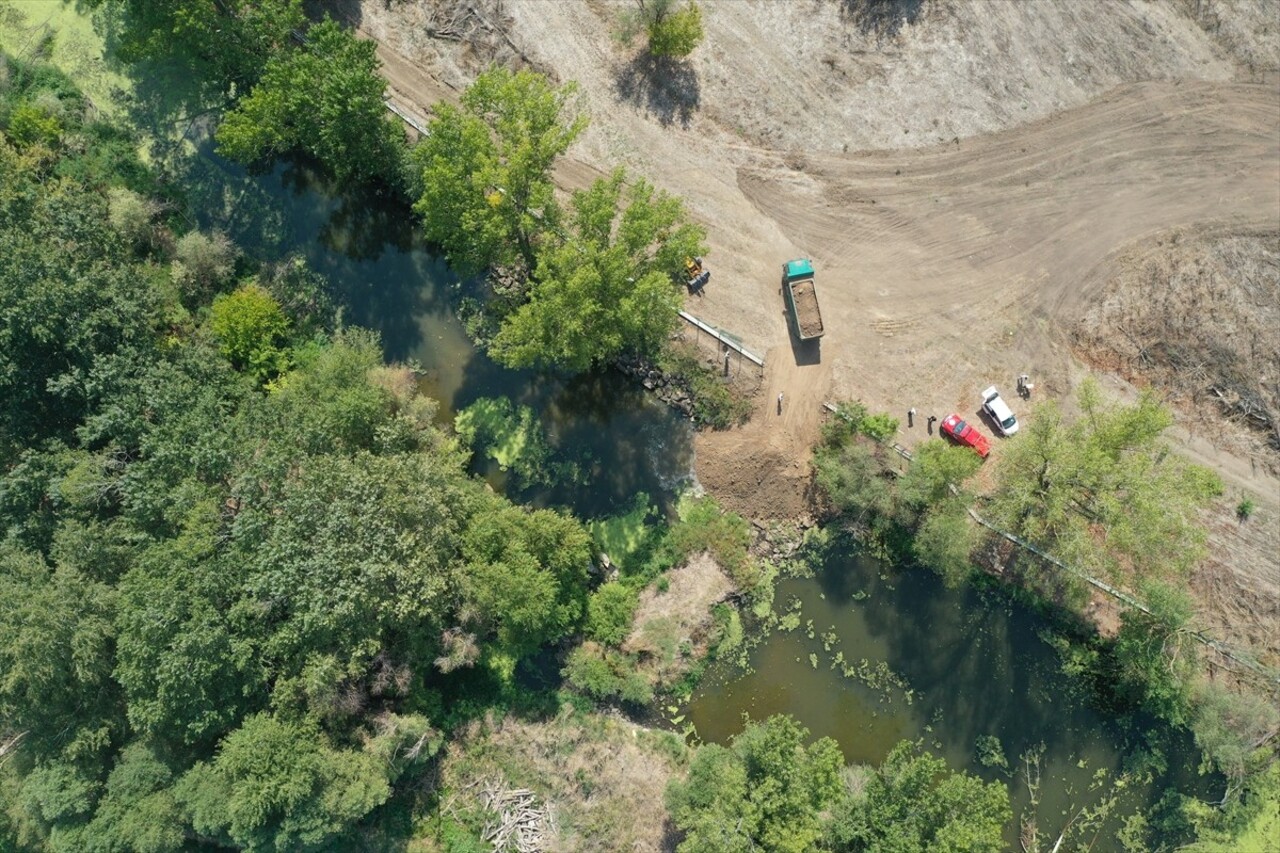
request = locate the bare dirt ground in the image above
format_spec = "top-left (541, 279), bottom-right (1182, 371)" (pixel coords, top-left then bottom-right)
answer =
top-left (335, 0), bottom-right (1280, 654)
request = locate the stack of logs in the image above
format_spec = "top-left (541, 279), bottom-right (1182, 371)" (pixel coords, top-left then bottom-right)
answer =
top-left (480, 778), bottom-right (555, 852)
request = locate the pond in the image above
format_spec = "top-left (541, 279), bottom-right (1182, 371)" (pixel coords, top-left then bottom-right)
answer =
top-left (686, 539), bottom-right (1212, 844)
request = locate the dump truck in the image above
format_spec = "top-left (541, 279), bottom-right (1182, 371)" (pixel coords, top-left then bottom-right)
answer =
top-left (782, 258), bottom-right (824, 341)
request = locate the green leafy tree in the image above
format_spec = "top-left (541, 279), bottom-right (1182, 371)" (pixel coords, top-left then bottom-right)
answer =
top-left (829, 741), bottom-right (1011, 852)
top-left (458, 499), bottom-right (592, 659)
top-left (172, 230), bottom-right (236, 307)
top-left (1113, 581), bottom-right (1198, 726)
top-left (898, 440), bottom-right (981, 510)
top-left (490, 167), bottom-right (706, 370)
top-left (586, 582), bottom-right (639, 646)
top-left (814, 439), bottom-right (896, 526)
top-left (666, 715), bottom-right (844, 853)
top-left (176, 713), bottom-right (390, 851)
top-left (215, 19), bottom-right (402, 183)
top-left (209, 282), bottom-right (291, 381)
top-left (0, 547), bottom-right (121, 763)
top-left (912, 500), bottom-right (979, 587)
top-left (989, 381), bottom-right (1222, 585)
top-left (620, 0), bottom-right (705, 58)
top-left (85, 0), bottom-right (305, 91)
top-left (413, 66), bottom-right (586, 275)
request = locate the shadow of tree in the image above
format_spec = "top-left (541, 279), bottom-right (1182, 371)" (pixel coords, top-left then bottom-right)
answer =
top-left (614, 53), bottom-right (700, 129)
top-left (840, 0), bottom-right (926, 39)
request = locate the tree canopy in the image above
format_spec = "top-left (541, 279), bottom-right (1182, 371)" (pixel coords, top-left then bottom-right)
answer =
top-left (216, 19), bottom-right (403, 183)
top-left (490, 168), bottom-right (706, 370)
top-left (828, 741), bottom-right (1012, 852)
top-left (666, 715), bottom-right (844, 853)
top-left (413, 66), bottom-right (586, 276)
top-left (989, 381), bottom-right (1222, 586)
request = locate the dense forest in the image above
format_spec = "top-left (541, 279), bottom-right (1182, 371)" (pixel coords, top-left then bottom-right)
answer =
top-left (0, 1), bottom-right (1276, 851)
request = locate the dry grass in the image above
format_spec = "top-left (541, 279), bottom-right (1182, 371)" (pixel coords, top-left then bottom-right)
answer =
top-left (624, 553), bottom-right (734, 688)
top-left (1074, 229), bottom-right (1280, 468)
top-left (437, 709), bottom-right (687, 852)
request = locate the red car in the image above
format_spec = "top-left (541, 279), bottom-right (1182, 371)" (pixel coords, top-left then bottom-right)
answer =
top-left (941, 413), bottom-right (991, 458)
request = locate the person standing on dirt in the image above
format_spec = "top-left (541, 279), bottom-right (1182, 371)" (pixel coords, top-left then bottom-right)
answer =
top-left (778, 392), bottom-right (784, 415)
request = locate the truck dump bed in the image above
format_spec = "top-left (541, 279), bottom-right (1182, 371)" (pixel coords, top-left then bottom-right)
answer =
top-left (783, 259), bottom-right (824, 340)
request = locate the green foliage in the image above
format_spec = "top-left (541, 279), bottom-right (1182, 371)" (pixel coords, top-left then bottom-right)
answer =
top-left (215, 19), bottom-right (402, 184)
top-left (586, 582), bottom-right (639, 646)
top-left (413, 66), bottom-right (586, 276)
top-left (813, 439), bottom-right (896, 525)
top-left (666, 715), bottom-right (844, 853)
top-left (667, 495), bottom-right (758, 591)
top-left (6, 101), bottom-right (62, 148)
top-left (655, 344), bottom-right (752, 429)
top-left (619, 0), bottom-right (705, 58)
top-left (454, 396), bottom-right (555, 486)
top-left (859, 412), bottom-right (899, 443)
top-left (1190, 682), bottom-right (1279, 784)
top-left (1181, 762), bottom-right (1280, 852)
top-left (490, 167), bottom-right (705, 371)
top-left (0, 547), bottom-right (120, 761)
top-left (562, 642), bottom-right (653, 704)
top-left (458, 498), bottom-right (591, 659)
top-left (828, 740), bottom-right (1012, 852)
top-left (912, 499), bottom-right (979, 587)
top-left (898, 440), bottom-right (981, 509)
top-left (1235, 496), bottom-right (1255, 521)
top-left (86, 0), bottom-right (305, 91)
top-left (989, 381), bottom-right (1222, 586)
top-left (171, 229), bottom-right (236, 307)
top-left (209, 282), bottom-right (291, 381)
top-left (1113, 581), bottom-right (1198, 726)
top-left (175, 713), bottom-right (390, 851)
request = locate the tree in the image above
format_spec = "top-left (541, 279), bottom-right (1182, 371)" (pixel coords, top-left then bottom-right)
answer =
top-left (666, 715), bottom-right (844, 853)
top-left (586, 582), bottom-right (639, 646)
top-left (829, 741), bottom-right (1011, 852)
top-left (215, 19), bottom-right (402, 183)
top-left (898, 440), bottom-right (981, 510)
top-left (458, 499), bottom-right (592, 659)
top-left (209, 282), bottom-right (291, 381)
top-left (989, 381), bottom-right (1222, 586)
top-left (0, 547), bottom-right (121, 763)
top-left (1113, 581), bottom-right (1198, 727)
top-left (413, 66), bottom-right (586, 275)
top-left (620, 0), bottom-right (705, 58)
top-left (172, 230), bottom-right (236, 306)
top-left (489, 167), bottom-right (705, 371)
top-left (85, 0), bottom-right (305, 91)
top-left (912, 500), bottom-right (979, 587)
top-left (176, 713), bottom-right (390, 851)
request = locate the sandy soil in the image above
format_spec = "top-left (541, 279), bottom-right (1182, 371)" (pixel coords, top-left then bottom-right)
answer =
top-left (333, 0), bottom-right (1279, 651)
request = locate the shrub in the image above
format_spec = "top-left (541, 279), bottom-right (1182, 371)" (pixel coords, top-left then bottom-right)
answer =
top-left (585, 583), bottom-right (638, 647)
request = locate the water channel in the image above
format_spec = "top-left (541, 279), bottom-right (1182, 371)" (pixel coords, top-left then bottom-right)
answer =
top-left (196, 146), bottom-right (1210, 845)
